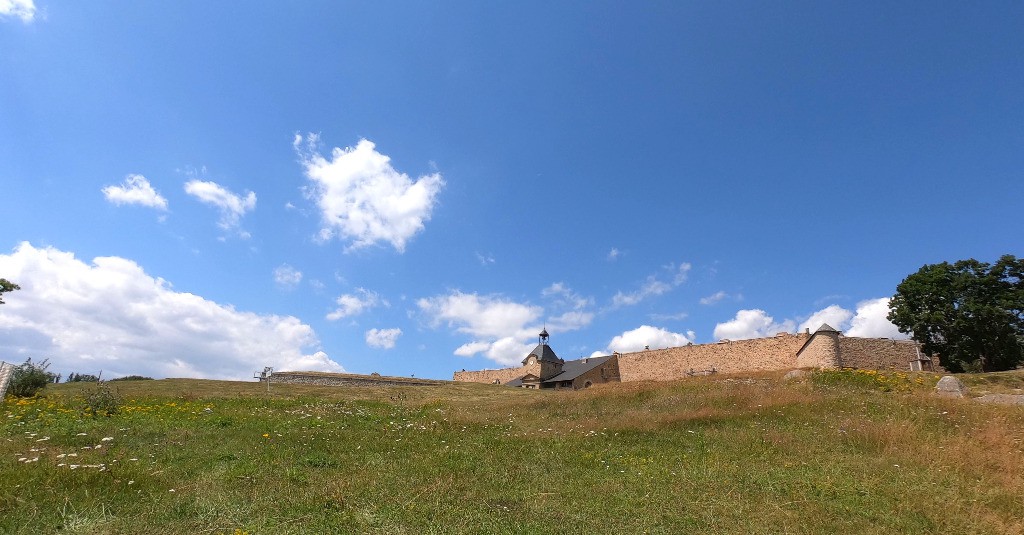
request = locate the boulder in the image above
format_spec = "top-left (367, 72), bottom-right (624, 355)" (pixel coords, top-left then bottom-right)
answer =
top-left (783, 369), bottom-right (810, 382)
top-left (974, 394), bottom-right (1024, 406)
top-left (935, 375), bottom-right (967, 398)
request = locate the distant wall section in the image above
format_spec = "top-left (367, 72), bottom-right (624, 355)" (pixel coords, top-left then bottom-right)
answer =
top-left (453, 361), bottom-right (540, 384)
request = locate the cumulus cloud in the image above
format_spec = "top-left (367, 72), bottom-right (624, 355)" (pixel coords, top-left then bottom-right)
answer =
top-left (365, 328), bottom-right (402, 349)
top-left (294, 134), bottom-right (445, 253)
top-left (0, 242), bottom-right (342, 379)
top-left (102, 174), bottom-right (168, 211)
top-left (326, 288), bottom-right (385, 321)
top-left (713, 309), bottom-right (795, 341)
top-left (273, 264), bottom-right (303, 288)
top-left (0, 0), bottom-right (35, 22)
top-left (418, 291), bottom-right (542, 366)
top-left (184, 180), bottom-right (257, 237)
top-left (714, 299), bottom-right (906, 342)
top-left (604, 325), bottom-right (695, 354)
top-left (847, 298), bottom-right (907, 339)
top-left (798, 304), bottom-right (853, 333)
top-left (610, 262), bottom-right (691, 308)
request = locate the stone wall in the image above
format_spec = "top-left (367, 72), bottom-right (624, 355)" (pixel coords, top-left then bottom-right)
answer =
top-left (616, 333), bottom-right (811, 382)
top-left (838, 338), bottom-right (926, 371)
top-left (572, 356), bottom-right (621, 389)
top-left (269, 371), bottom-right (446, 387)
top-left (796, 332), bottom-right (839, 369)
top-left (452, 361), bottom-right (541, 385)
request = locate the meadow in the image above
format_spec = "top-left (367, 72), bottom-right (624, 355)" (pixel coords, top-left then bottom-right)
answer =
top-left (2, 369), bottom-right (1023, 534)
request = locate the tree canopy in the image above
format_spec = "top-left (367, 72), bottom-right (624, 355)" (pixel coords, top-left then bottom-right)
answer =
top-left (0, 278), bottom-right (19, 305)
top-left (888, 255), bottom-right (1024, 372)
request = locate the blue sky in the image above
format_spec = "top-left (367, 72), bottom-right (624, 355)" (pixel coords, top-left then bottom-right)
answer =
top-left (1, 1), bottom-right (1021, 380)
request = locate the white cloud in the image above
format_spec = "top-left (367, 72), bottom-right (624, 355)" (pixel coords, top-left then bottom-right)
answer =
top-left (699, 291), bottom-right (728, 305)
top-left (273, 264), bottom-right (302, 288)
top-left (847, 298), bottom-right (907, 339)
top-left (798, 305), bottom-right (853, 334)
top-left (295, 135), bottom-right (445, 253)
top-left (713, 309), bottom-right (795, 341)
top-left (418, 291), bottom-right (542, 366)
top-left (476, 252), bottom-right (495, 266)
top-left (610, 261), bottom-right (691, 308)
top-left (672, 262), bottom-right (692, 285)
top-left (365, 328), bottom-right (402, 349)
top-left (606, 325), bottom-right (695, 354)
top-left (0, 242), bottom-right (342, 379)
top-left (102, 174), bottom-right (168, 211)
top-left (612, 276), bottom-right (672, 307)
top-left (184, 180), bottom-right (257, 237)
top-left (607, 248), bottom-right (621, 261)
top-left (326, 288), bottom-right (385, 321)
top-left (649, 311), bottom-right (689, 322)
top-left (0, 0), bottom-right (35, 22)
top-left (542, 282), bottom-right (592, 310)
top-left (547, 310), bottom-right (595, 332)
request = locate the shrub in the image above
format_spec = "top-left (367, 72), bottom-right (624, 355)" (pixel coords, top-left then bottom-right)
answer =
top-left (6, 358), bottom-right (54, 398)
top-left (109, 375), bottom-right (154, 381)
top-left (66, 372), bottom-right (100, 383)
top-left (82, 382), bottom-right (122, 417)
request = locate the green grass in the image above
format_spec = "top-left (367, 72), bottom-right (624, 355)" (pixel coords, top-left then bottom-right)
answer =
top-left (2, 370), bottom-right (1023, 534)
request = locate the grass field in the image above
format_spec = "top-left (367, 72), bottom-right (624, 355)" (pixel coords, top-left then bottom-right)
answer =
top-left (2, 369), bottom-right (1023, 534)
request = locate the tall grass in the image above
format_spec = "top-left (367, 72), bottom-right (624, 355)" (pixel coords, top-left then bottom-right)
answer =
top-left (2, 370), bottom-right (1023, 534)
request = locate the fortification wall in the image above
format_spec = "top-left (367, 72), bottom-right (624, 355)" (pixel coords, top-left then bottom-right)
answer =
top-left (838, 338), bottom-right (923, 371)
top-left (270, 372), bottom-right (445, 387)
top-left (796, 333), bottom-right (839, 369)
top-left (617, 333), bottom-right (810, 382)
top-left (453, 361), bottom-right (540, 384)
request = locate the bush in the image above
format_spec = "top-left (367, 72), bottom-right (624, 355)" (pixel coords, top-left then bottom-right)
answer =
top-left (82, 382), bottom-right (122, 417)
top-left (109, 375), bottom-right (154, 382)
top-left (6, 358), bottom-right (54, 398)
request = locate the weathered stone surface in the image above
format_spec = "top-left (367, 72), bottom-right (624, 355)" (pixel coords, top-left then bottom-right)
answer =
top-left (974, 394), bottom-right (1024, 406)
top-left (783, 369), bottom-right (810, 381)
top-left (935, 375), bottom-right (967, 398)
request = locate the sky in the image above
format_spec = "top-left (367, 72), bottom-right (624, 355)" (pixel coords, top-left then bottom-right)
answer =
top-left (1, 1), bottom-right (1021, 380)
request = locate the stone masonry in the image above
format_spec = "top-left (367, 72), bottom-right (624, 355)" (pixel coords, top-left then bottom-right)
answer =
top-left (0, 361), bottom-right (13, 400)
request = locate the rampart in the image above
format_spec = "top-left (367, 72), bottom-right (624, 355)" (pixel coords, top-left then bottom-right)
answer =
top-left (838, 338), bottom-right (927, 370)
top-left (453, 361), bottom-right (541, 385)
top-left (616, 332), bottom-right (811, 382)
top-left (268, 371), bottom-right (446, 387)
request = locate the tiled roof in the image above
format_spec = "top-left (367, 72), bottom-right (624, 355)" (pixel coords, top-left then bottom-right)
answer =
top-left (542, 355), bottom-right (613, 383)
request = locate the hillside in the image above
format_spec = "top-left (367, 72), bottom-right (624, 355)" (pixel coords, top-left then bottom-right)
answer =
top-left (2, 370), bottom-right (1023, 534)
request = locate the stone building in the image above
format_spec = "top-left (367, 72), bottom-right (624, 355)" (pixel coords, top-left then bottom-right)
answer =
top-left (459, 329), bottom-right (621, 390)
top-left (454, 324), bottom-right (935, 387)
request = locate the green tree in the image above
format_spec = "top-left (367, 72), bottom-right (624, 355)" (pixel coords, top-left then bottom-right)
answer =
top-left (888, 255), bottom-right (1024, 372)
top-left (0, 278), bottom-right (19, 304)
top-left (7, 358), bottom-right (56, 398)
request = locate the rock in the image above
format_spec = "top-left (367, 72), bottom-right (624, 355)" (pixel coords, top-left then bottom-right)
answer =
top-left (783, 369), bottom-right (810, 381)
top-left (974, 394), bottom-right (1024, 406)
top-left (935, 375), bottom-right (967, 398)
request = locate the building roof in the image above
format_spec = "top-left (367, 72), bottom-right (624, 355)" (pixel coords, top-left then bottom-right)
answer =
top-left (815, 323), bottom-right (840, 333)
top-left (542, 355), bottom-right (613, 383)
top-left (522, 342), bottom-right (562, 365)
